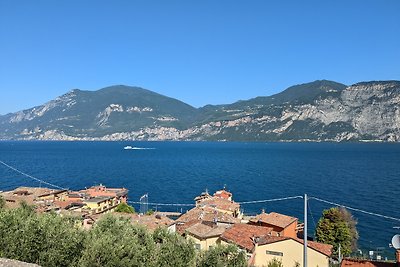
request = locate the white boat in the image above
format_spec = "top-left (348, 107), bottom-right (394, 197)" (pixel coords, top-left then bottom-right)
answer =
top-left (124, 146), bottom-right (134, 150)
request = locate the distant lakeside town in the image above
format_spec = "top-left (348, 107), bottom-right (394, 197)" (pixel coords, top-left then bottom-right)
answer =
top-left (1, 184), bottom-right (399, 267)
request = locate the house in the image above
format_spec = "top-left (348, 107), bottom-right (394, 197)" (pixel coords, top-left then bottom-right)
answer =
top-left (176, 206), bottom-right (240, 235)
top-left (0, 187), bottom-right (60, 209)
top-left (37, 189), bottom-right (68, 202)
top-left (80, 184), bottom-right (128, 203)
top-left (220, 223), bottom-right (332, 267)
top-left (82, 196), bottom-right (116, 214)
top-left (249, 211), bottom-right (298, 238)
top-left (83, 212), bottom-right (175, 232)
top-left (213, 189), bottom-right (233, 201)
top-left (185, 221), bottom-right (231, 250)
top-left (341, 250), bottom-right (400, 267)
top-left (194, 188), bottom-right (242, 218)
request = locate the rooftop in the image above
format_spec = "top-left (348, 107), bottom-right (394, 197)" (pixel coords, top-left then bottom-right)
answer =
top-left (220, 223), bottom-right (274, 251)
top-left (341, 258), bottom-right (398, 267)
top-left (177, 206), bottom-right (240, 224)
top-left (185, 221), bottom-right (230, 239)
top-left (250, 211), bottom-right (298, 229)
top-left (197, 198), bottom-right (240, 212)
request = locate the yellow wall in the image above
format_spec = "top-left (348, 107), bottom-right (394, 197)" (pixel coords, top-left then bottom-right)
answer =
top-left (254, 239), bottom-right (329, 267)
top-left (186, 234), bottom-right (220, 251)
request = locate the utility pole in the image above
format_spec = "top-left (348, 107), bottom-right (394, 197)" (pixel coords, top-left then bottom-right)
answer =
top-left (304, 194), bottom-right (308, 267)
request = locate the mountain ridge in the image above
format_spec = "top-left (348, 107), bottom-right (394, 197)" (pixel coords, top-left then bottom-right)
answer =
top-left (1, 80), bottom-right (399, 142)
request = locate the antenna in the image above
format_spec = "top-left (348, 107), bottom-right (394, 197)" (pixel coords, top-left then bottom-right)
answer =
top-left (391, 234), bottom-right (400, 249)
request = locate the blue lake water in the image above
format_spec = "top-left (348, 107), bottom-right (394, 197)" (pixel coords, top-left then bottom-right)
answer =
top-left (0, 141), bottom-right (399, 256)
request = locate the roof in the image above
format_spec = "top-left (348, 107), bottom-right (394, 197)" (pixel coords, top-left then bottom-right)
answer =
top-left (83, 196), bottom-right (113, 203)
top-left (220, 224), bottom-right (274, 251)
top-left (37, 189), bottom-right (68, 198)
top-left (250, 212), bottom-right (297, 229)
top-left (185, 221), bottom-right (230, 239)
top-left (176, 206), bottom-right (240, 224)
top-left (86, 213), bottom-right (175, 231)
top-left (128, 213), bottom-right (175, 230)
top-left (213, 189), bottom-right (232, 199)
top-left (197, 198), bottom-right (240, 212)
top-left (341, 259), bottom-right (397, 267)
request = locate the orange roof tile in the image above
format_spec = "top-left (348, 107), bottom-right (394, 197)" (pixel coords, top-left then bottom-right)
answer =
top-left (213, 190), bottom-right (232, 199)
top-left (197, 198), bottom-right (240, 212)
top-left (177, 206), bottom-right (240, 224)
top-left (250, 212), bottom-right (297, 229)
top-left (341, 258), bottom-right (397, 267)
top-left (185, 221), bottom-right (230, 239)
top-left (220, 224), bottom-right (274, 251)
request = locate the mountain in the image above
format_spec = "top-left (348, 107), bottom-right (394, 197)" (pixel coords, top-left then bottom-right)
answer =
top-left (0, 81), bottom-right (399, 142)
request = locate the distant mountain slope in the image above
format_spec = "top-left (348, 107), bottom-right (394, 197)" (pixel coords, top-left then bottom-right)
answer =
top-left (0, 85), bottom-right (198, 139)
top-left (0, 80), bottom-right (399, 141)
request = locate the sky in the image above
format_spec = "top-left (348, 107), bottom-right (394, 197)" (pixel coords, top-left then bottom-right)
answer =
top-left (0, 0), bottom-right (399, 115)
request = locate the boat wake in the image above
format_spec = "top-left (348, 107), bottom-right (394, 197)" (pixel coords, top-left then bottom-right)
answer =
top-left (124, 146), bottom-right (155, 150)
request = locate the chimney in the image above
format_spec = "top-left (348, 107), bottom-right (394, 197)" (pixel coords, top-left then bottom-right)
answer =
top-left (396, 249), bottom-right (400, 267)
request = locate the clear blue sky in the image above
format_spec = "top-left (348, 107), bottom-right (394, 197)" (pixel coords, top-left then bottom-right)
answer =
top-left (0, 0), bottom-right (399, 114)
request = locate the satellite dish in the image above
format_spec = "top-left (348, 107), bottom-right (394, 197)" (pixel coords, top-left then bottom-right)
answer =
top-left (391, 234), bottom-right (400, 249)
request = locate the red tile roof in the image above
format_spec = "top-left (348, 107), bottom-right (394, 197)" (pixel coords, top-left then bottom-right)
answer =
top-left (177, 206), bottom-right (240, 224)
top-left (250, 212), bottom-right (297, 229)
top-left (213, 190), bottom-right (232, 199)
top-left (220, 224), bottom-right (274, 251)
top-left (197, 198), bottom-right (240, 212)
top-left (341, 258), bottom-right (397, 267)
top-left (185, 221), bottom-right (230, 239)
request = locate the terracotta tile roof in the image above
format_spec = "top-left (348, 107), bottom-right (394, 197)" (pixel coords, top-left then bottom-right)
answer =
top-left (176, 206), bottom-right (240, 224)
top-left (305, 240), bottom-right (333, 257)
top-left (197, 198), bottom-right (240, 212)
top-left (341, 258), bottom-right (397, 267)
top-left (176, 219), bottom-right (200, 235)
top-left (213, 190), bottom-right (232, 199)
top-left (186, 221), bottom-right (230, 239)
top-left (220, 224), bottom-right (274, 251)
top-left (250, 212), bottom-right (297, 229)
top-left (85, 212), bottom-right (175, 231)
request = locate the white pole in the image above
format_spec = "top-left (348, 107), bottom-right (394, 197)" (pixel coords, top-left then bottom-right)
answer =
top-left (304, 193), bottom-right (308, 267)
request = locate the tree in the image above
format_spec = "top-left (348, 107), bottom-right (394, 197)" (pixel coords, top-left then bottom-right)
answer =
top-left (0, 207), bottom-right (86, 267)
top-left (196, 244), bottom-right (247, 267)
top-left (114, 202), bottom-right (135, 213)
top-left (0, 196), bottom-right (5, 209)
top-left (315, 207), bottom-right (358, 256)
top-left (266, 258), bottom-right (283, 267)
top-left (146, 209), bottom-right (155, 215)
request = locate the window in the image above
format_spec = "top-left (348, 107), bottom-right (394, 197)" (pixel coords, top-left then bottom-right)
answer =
top-left (194, 243), bottom-right (201, 250)
top-left (266, 250), bottom-right (283, 256)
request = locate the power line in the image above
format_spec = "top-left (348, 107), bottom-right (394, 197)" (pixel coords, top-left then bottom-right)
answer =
top-left (310, 196), bottom-right (400, 222)
top-left (237, 195), bottom-right (303, 204)
top-left (128, 201), bottom-right (195, 207)
top-left (0, 160), bottom-right (66, 190)
top-left (128, 195), bottom-right (303, 207)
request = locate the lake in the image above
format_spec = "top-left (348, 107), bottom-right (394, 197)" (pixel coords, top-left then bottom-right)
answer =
top-left (0, 141), bottom-right (399, 257)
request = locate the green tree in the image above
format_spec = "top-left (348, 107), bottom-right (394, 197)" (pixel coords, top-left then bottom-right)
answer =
top-left (114, 202), bottom-right (135, 213)
top-left (0, 207), bottom-right (85, 267)
top-left (0, 195), bottom-right (5, 209)
top-left (146, 209), bottom-right (155, 215)
top-left (267, 258), bottom-right (283, 267)
top-left (196, 244), bottom-right (247, 267)
top-left (315, 207), bottom-right (358, 256)
top-left (153, 228), bottom-right (196, 267)
top-left (78, 215), bottom-right (156, 267)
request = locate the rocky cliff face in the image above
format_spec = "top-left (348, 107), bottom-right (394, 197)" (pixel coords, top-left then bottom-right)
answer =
top-left (0, 81), bottom-right (399, 142)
